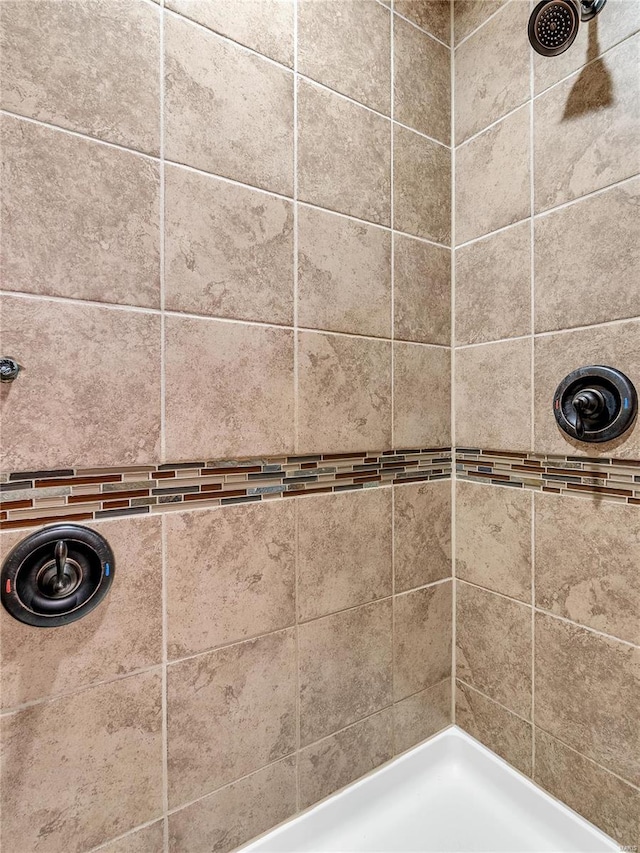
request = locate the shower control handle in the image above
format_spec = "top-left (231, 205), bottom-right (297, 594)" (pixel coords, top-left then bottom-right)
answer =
top-left (0, 357), bottom-right (20, 382)
top-left (572, 388), bottom-right (605, 439)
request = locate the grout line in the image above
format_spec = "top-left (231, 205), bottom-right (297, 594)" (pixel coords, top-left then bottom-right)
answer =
top-left (161, 515), bottom-right (169, 853)
top-left (533, 171), bottom-right (640, 219)
top-left (529, 38), bottom-right (536, 779)
top-left (293, 2), bottom-right (301, 813)
top-left (455, 99), bottom-right (528, 150)
top-left (88, 817), bottom-right (165, 853)
top-left (391, 5), bottom-right (452, 50)
top-left (390, 0), bottom-right (396, 451)
top-left (456, 678), bottom-right (532, 726)
top-left (453, 0), bottom-right (515, 50)
top-left (449, 0), bottom-right (457, 725)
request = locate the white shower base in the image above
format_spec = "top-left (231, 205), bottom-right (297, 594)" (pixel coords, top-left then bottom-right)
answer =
top-left (243, 727), bottom-right (618, 853)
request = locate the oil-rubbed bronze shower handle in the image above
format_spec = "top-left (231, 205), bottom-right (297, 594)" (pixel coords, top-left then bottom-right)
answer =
top-left (0, 357), bottom-right (20, 382)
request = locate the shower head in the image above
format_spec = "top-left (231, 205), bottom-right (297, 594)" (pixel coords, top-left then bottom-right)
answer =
top-left (528, 0), bottom-right (607, 56)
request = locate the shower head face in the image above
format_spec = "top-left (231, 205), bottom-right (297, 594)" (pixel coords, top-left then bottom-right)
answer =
top-left (528, 0), bottom-right (580, 56)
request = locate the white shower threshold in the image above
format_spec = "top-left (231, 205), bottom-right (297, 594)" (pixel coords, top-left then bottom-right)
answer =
top-left (242, 726), bottom-right (619, 853)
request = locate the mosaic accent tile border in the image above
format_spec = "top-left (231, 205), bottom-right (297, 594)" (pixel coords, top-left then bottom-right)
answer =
top-left (457, 449), bottom-right (640, 505)
top-left (0, 448), bottom-right (453, 530)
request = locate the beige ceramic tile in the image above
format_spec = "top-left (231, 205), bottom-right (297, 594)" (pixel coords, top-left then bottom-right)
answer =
top-left (456, 480), bottom-right (532, 602)
top-left (166, 0), bottom-right (294, 66)
top-left (297, 488), bottom-right (392, 621)
top-left (395, 0), bottom-right (452, 44)
top-left (297, 80), bottom-right (391, 225)
top-left (394, 582), bottom-right (452, 700)
top-left (299, 600), bottom-right (393, 745)
top-left (0, 0), bottom-right (160, 154)
top-left (534, 729), bottom-right (640, 849)
top-left (394, 678), bottom-right (452, 753)
top-left (164, 165), bottom-right (294, 324)
top-left (98, 822), bottom-right (165, 853)
top-left (0, 296), bottom-right (161, 471)
top-left (298, 206), bottom-right (391, 338)
top-left (164, 316), bottom-right (294, 461)
top-left (534, 35), bottom-right (640, 213)
top-left (534, 319), bottom-right (640, 458)
top-left (455, 105), bottom-right (530, 245)
top-left (394, 480), bottom-right (452, 593)
top-left (455, 338), bottom-right (532, 451)
top-left (394, 235), bottom-right (451, 345)
top-left (456, 581), bottom-right (532, 718)
top-left (166, 502), bottom-right (295, 659)
top-left (455, 221), bottom-right (531, 345)
top-left (394, 125), bottom-right (451, 243)
top-left (535, 493), bottom-right (640, 645)
top-left (165, 14), bottom-right (294, 195)
top-left (393, 343), bottom-right (451, 448)
top-left (298, 0), bottom-right (391, 114)
top-left (0, 672), bottom-right (163, 853)
top-left (535, 612), bottom-right (640, 785)
top-left (168, 757), bottom-right (296, 853)
top-left (394, 15), bottom-right (450, 143)
top-left (455, 1), bottom-right (530, 144)
top-left (1, 116), bottom-right (160, 308)
top-left (534, 178), bottom-right (640, 332)
top-left (454, 0), bottom-right (510, 43)
top-left (534, 0), bottom-right (640, 93)
top-left (297, 331), bottom-right (391, 454)
top-left (167, 629), bottom-right (296, 806)
top-left (456, 680), bottom-right (532, 775)
top-left (0, 517), bottom-right (162, 709)
top-left (299, 710), bottom-right (394, 808)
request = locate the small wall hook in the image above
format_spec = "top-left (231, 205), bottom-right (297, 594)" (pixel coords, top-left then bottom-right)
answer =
top-left (0, 357), bottom-right (20, 382)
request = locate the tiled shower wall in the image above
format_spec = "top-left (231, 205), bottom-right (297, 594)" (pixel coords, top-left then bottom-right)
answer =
top-left (452, 0), bottom-right (640, 846)
top-left (0, 2), bottom-right (454, 852)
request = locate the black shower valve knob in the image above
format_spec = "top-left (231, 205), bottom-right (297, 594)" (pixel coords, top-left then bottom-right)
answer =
top-left (553, 366), bottom-right (637, 443)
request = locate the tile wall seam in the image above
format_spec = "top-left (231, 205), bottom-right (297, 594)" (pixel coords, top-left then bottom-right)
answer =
top-left (455, 677), bottom-right (533, 726)
top-left (450, 0), bottom-right (457, 724)
top-left (529, 39), bottom-right (537, 778)
top-left (88, 818), bottom-right (165, 853)
top-left (454, 0), bottom-right (516, 50)
top-left (161, 515), bottom-right (169, 853)
top-left (293, 0), bottom-right (301, 814)
top-left (456, 577), bottom-right (640, 650)
top-left (391, 8), bottom-right (451, 49)
top-left (390, 0), bottom-right (396, 750)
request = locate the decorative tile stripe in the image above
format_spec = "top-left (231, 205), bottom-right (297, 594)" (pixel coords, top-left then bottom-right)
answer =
top-left (457, 449), bottom-right (640, 505)
top-left (0, 448), bottom-right (453, 529)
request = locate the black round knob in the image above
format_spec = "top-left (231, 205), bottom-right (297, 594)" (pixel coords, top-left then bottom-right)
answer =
top-left (1, 525), bottom-right (115, 627)
top-left (0, 357), bottom-right (20, 382)
top-left (553, 366), bottom-right (637, 443)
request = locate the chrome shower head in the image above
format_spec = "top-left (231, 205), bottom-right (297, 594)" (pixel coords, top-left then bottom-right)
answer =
top-left (528, 0), bottom-right (607, 56)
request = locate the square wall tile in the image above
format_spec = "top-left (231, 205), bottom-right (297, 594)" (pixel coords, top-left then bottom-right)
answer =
top-left (297, 331), bottom-right (391, 454)
top-left (298, 206), bottom-right (391, 338)
top-left (455, 220), bottom-right (531, 345)
top-left (456, 581), bottom-right (532, 718)
top-left (456, 681), bottom-right (532, 776)
top-left (394, 679), bottom-right (452, 753)
top-left (534, 178), bottom-right (640, 332)
top-left (394, 582), bottom-right (452, 700)
top-left (297, 80), bottom-right (391, 225)
top-left (166, 0), bottom-right (294, 66)
top-left (0, 296), bottom-right (161, 471)
top-left (393, 343), bottom-right (451, 448)
top-left (455, 338), bottom-right (532, 451)
top-left (535, 493), bottom-right (640, 645)
top-left (456, 480), bottom-right (532, 602)
top-left (297, 488), bottom-right (392, 622)
top-left (394, 480), bottom-right (452, 593)
top-left (394, 125), bottom-right (451, 243)
top-left (99, 822), bottom-right (165, 853)
top-left (0, 672), bottom-right (163, 853)
top-left (394, 15), bottom-right (450, 144)
top-left (168, 757), bottom-right (296, 853)
top-left (298, 710), bottom-right (394, 809)
top-left (298, 0), bottom-right (391, 114)
top-left (534, 729), bottom-right (640, 849)
top-left (165, 165), bottom-right (294, 324)
top-left (534, 0), bottom-right (640, 94)
top-left (0, 517), bottom-right (162, 709)
top-left (0, 0), bottom-right (160, 154)
top-left (534, 35), bottom-right (640, 213)
top-left (167, 629), bottom-right (296, 806)
top-left (535, 613), bottom-right (640, 786)
top-left (1, 115), bottom-right (160, 308)
top-left (394, 235), bottom-right (451, 346)
top-left (165, 14), bottom-right (294, 195)
top-left (455, 105), bottom-right (530, 245)
top-left (454, 0), bottom-right (510, 43)
top-left (299, 600), bottom-right (393, 745)
top-left (395, 0), bottom-right (451, 44)
top-left (164, 317), bottom-right (294, 461)
top-left (454, 1), bottom-right (530, 144)
top-left (534, 319), bottom-right (640, 458)
top-left (166, 502), bottom-right (295, 659)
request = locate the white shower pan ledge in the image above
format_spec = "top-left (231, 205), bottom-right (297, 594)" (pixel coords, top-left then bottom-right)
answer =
top-left (242, 726), bottom-right (619, 853)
